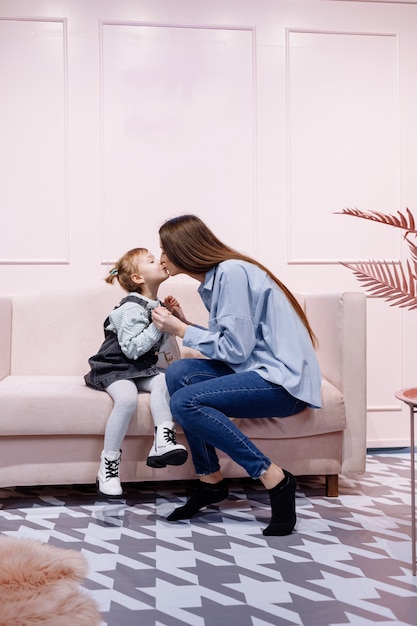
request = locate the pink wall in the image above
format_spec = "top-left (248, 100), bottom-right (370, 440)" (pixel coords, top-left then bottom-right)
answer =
top-left (1, 0), bottom-right (417, 447)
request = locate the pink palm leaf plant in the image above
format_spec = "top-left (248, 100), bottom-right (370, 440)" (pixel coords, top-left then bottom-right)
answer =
top-left (335, 207), bottom-right (417, 310)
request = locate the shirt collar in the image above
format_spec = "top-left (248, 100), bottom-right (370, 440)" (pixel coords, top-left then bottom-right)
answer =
top-left (198, 266), bottom-right (216, 295)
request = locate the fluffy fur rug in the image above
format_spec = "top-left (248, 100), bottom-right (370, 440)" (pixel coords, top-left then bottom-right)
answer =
top-left (0, 536), bottom-right (101, 625)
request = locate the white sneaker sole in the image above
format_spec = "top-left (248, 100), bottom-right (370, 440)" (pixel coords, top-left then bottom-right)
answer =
top-left (96, 478), bottom-right (123, 499)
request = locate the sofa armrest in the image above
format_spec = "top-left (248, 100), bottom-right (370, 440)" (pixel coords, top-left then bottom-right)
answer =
top-left (303, 292), bottom-right (367, 474)
top-left (0, 296), bottom-right (12, 381)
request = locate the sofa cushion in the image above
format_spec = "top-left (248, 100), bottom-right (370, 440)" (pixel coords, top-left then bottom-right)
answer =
top-left (235, 378), bottom-right (345, 439)
top-left (0, 375), bottom-right (344, 438)
top-left (0, 376), bottom-right (154, 437)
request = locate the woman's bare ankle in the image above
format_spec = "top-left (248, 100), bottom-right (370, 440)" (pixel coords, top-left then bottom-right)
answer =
top-left (259, 464), bottom-right (285, 490)
top-left (199, 471), bottom-right (224, 485)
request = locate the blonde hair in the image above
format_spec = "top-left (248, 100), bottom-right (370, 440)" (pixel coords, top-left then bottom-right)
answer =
top-left (159, 215), bottom-right (317, 346)
top-left (105, 248), bottom-right (148, 293)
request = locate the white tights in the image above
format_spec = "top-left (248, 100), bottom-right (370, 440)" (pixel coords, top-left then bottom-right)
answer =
top-left (104, 373), bottom-right (172, 453)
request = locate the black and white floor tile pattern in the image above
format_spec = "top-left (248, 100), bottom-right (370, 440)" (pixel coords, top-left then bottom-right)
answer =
top-left (0, 450), bottom-right (416, 625)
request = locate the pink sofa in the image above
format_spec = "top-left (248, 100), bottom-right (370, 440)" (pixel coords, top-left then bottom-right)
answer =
top-left (0, 281), bottom-right (366, 496)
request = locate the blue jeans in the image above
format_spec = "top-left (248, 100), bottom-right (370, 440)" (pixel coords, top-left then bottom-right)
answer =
top-left (165, 359), bottom-right (307, 479)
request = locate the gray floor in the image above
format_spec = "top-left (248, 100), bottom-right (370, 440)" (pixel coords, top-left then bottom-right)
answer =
top-left (0, 450), bottom-right (416, 625)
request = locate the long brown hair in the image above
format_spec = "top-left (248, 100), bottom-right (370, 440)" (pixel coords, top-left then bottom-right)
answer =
top-left (159, 215), bottom-right (317, 346)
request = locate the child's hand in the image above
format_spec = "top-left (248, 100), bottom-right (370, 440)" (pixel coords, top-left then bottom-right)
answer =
top-left (164, 295), bottom-right (187, 323)
top-left (164, 295), bottom-right (180, 311)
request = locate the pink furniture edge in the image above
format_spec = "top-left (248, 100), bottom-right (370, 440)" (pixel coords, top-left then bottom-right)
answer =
top-left (0, 282), bottom-right (366, 496)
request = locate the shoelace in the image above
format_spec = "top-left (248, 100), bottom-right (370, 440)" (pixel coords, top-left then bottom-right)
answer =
top-left (163, 428), bottom-right (177, 444)
top-left (105, 458), bottom-right (120, 478)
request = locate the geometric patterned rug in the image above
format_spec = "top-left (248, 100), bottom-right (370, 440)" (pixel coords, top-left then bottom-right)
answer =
top-left (0, 450), bottom-right (416, 626)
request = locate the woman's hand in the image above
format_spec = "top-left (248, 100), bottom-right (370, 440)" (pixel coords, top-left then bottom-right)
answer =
top-left (152, 306), bottom-right (187, 338)
top-left (163, 295), bottom-right (187, 323)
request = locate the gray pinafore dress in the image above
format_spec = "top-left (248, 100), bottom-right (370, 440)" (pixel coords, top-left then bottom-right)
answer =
top-left (84, 295), bottom-right (164, 391)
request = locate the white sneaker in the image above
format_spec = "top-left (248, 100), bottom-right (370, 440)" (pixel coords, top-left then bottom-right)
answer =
top-left (96, 450), bottom-right (123, 497)
top-left (147, 421), bottom-right (188, 468)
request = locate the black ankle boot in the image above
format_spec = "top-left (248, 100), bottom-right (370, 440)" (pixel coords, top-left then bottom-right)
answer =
top-left (263, 470), bottom-right (297, 536)
top-left (167, 479), bottom-right (229, 521)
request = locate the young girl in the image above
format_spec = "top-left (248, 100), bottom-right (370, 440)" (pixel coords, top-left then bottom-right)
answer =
top-left (152, 215), bottom-right (322, 536)
top-left (85, 247), bottom-right (188, 498)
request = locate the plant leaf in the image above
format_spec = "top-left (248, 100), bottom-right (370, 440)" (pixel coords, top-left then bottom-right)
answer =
top-left (405, 233), bottom-right (417, 275)
top-left (340, 259), bottom-right (417, 309)
top-left (334, 207), bottom-right (417, 234)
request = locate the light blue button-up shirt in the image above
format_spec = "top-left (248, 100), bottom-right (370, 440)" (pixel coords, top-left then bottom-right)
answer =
top-left (183, 259), bottom-right (322, 409)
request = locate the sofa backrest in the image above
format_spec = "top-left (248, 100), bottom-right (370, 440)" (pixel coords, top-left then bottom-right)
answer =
top-left (8, 279), bottom-right (323, 377)
top-left (9, 280), bottom-right (208, 375)
top-left (10, 286), bottom-right (124, 375)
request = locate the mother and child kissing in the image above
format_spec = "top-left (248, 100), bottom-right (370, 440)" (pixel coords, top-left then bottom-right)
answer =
top-left (85, 214), bottom-right (322, 537)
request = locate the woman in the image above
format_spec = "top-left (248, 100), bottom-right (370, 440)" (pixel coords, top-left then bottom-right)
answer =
top-left (152, 215), bottom-right (322, 535)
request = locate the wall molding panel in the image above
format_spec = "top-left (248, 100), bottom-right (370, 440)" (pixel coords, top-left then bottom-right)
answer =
top-left (98, 20), bottom-right (256, 263)
top-left (286, 28), bottom-right (400, 265)
top-left (0, 16), bottom-right (69, 264)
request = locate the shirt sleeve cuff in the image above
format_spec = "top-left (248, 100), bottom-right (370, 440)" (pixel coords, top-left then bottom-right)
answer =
top-left (183, 324), bottom-right (204, 349)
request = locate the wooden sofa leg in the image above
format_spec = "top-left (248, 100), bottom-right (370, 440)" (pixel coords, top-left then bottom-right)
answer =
top-left (325, 474), bottom-right (339, 497)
